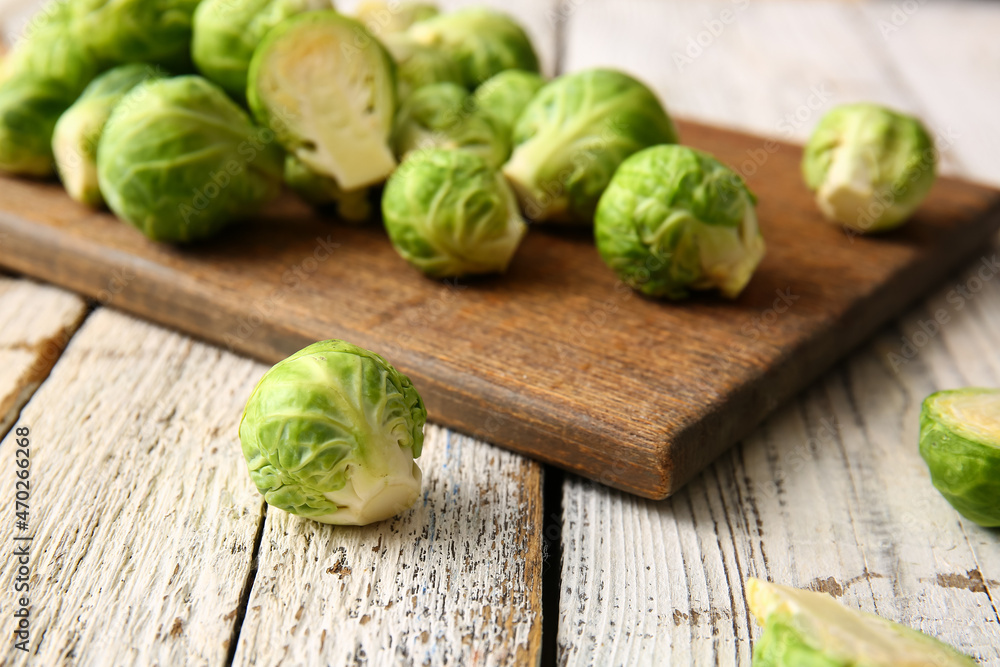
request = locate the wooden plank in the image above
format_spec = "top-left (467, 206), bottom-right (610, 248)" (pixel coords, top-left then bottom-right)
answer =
top-left (232, 427), bottom-right (543, 666)
top-left (0, 120), bottom-right (997, 500)
top-left (0, 310), bottom-right (267, 665)
top-left (0, 277), bottom-right (86, 437)
top-left (557, 0), bottom-right (1000, 663)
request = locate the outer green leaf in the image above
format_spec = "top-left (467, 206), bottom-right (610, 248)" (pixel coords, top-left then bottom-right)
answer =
top-left (239, 339), bottom-right (427, 526)
top-left (595, 145), bottom-right (764, 299)
top-left (381, 32), bottom-right (463, 102)
top-left (97, 75), bottom-right (283, 242)
top-left (473, 69), bottom-right (545, 135)
top-left (382, 148), bottom-right (527, 278)
top-left (503, 68), bottom-right (679, 224)
top-left (919, 387), bottom-right (1000, 527)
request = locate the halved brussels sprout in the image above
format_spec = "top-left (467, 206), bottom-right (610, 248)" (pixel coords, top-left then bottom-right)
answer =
top-left (355, 0), bottom-right (438, 36)
top-left (407, 7), bottom-right (539, 88)
top-left (747, 578), bottom-right (977, 666)
top-left (595, 145), bottom-right (765, 300)
top-left (53, 64), bottom-right (164, 206)
top-left (381, 33), bottom-right (463, 102)
top-left (919, 388), bottom-right (1000, 527)
top-left (802, 103), bottom-right (936, 234)
top-left (239, 339), bottom-right (427, 526)
top-left (393, 82), bottom-right (509, 169)
top-left (67, 0), bottom-right (203, 71)
top-left (192, 0), bottom-right (332, 101)
top-left (248, 11), bottom-right (398, 191)
top-left (284, 155), bottom-right (373, 223)
top-left (98, 76), bottom-right (284, 243)
top-left (382, 148), bottom-right (527, 278)
top-left (503, 69), bottom-right (679, 224)
top-left (473, 69), bottom-right (545, 135)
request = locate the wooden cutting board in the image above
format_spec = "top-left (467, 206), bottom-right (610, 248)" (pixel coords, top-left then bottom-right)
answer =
top-left (1, 119), bottom-right (998, 499)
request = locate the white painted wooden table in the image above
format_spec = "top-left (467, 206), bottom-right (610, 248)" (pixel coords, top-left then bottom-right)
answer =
top-left (1, 1), bottom-right (998, 665)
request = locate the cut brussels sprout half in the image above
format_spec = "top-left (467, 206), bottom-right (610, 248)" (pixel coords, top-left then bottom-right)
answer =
top-left (407, 7), bottom-right (539, 88)
top-left (192, 0), bottom-right (332, 101)
top-left (285, 155), bottom-right (373, 223)
top-left (803, 103), bottom-right (936, 234)
top-left (473, 69), bottom-right (545, 135)
top-left (595, 145), bottom-right (765, 299)
top-left (382, 148), bottom-right (527, 278)
top-left (53, 64), bottom-right (165, 206)
top-left (393, 82), bottom-right (510, 169)
top-left (248, 11), bottom-right (398, 191)
top-left (919, 388), bottom-right (1000, 527)
top-left (239, 339), bottom-right (427, 526)
top-left (381, 33), bottom-right (463, 102)
top-left (355, 0), bottom-right (438, 36)
top-left (747, 578), bottom-right (977, 667)
top-left (98, 76), bottom-right (284, 243)
top-left (503, 69), bottom-right (679, 224)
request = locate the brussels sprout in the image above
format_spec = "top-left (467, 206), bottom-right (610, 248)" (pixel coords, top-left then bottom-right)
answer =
top-left (248, 11), bottom-right (398, 191)
top-left (393, 82), bottom-right (509, 169)
top-left (747, 578), bottom-right (976, 666)
top-left (67, 0), bottom-right (203, 71)
top-left (803, 103), bottom-right (936, 234)
top-left (98, 76), bottom-right (283, 243)
top-left (382, 148), bottom-right (527, 278)
top-left (473, 69), bottom-right (545, 135)
top-left (53, 64), bottom-right (164, 206)
top-left (239, 339), bottom-right (427, 526)
top-left (407, 8), bottom-right (539, 88)
top-left (192, 0), bottom-right (332, 101)
top-left (0, 10), bottom-right (102, 176)
top-left (919, 388), bottom-right (1000, 527)
top-left (355, 0), bottom-right (438, 36)
top-left (381, 33), bottom-right (463, 102)
top-left (503, 69), bottom-right (679, 224)
top-left (595, 145), bottom-right (765, 300)
top-left (284, 155), bottom-right (373, 223)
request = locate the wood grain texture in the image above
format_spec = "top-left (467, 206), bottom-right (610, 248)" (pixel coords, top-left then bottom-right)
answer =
top-left (0, 120), bottom-right (997, 500)
top-left (0, 277), bottom-right (86, 437)
top-left (0, 309), bottom-right (267, 666)
top-left (232, 427), bottom-right (543, 667)
top-left (557, 1), bottom-right (1000, 664)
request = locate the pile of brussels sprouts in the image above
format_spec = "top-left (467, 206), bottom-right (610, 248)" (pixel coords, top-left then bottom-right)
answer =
top-left (0, 0), bottom-right (940, 298)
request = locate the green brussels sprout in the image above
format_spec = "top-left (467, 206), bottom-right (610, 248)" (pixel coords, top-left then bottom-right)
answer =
top-left (0, 9), bottom-right (102, 176)
top-left (595, 145), bottom-right (765, 300)
top-left (503, 69), bottom-right (679, 224)
top-left (239, 339), bottom-right (427, 526)
top-left (393, 82), bottom-right (510, 169)
top-left (747, 578), bottom-right (977, 667)
top-left (53, 64), bottom-right (165, 206)
top-left (473, 69), bottom-right (545, 135)
top-left (67, 0), bottom-right (203, 71)
top-left (802, 103), bottom-right (936, 234)
top-left (919, 388), bottom-right (1000, 527)
top-left (355, 0), bottom-right (438, 36)
top-left (284, 155), bottom-right (373, 223)
top-left (98, 75), bottom-right (284, 243)
top-left (248, 11), bottom-right (398, 191)
top-left (407, 7), bottom-right (539, 88)
top-left (192, 0), bottom-right (332, 102)
top-left (381, 33), bottom-right (463, 102)
top-left (382, 148), bottom-right (527, 278)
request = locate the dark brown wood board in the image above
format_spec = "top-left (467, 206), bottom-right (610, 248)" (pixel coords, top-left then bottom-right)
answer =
top-left (1, 119), bottom-right (998, 499)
